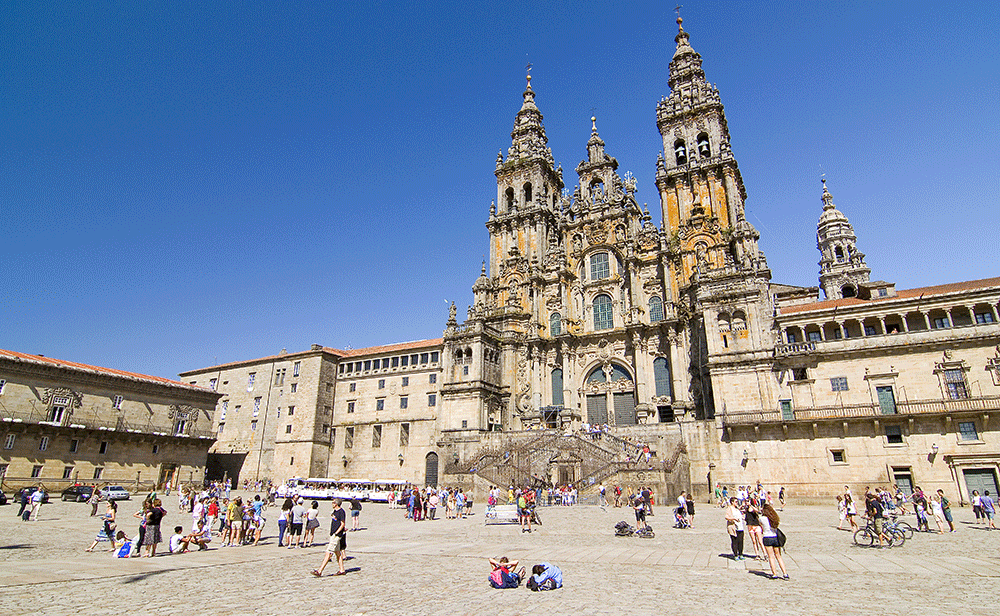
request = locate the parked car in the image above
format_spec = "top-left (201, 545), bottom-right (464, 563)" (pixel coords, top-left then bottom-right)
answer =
top-left (0, 490), bottom-right (7, 506)
top-left (61, 485), bottom-right (95, 502)
top-left (102, 486), bottom-right (130, 501)
top-left (13, 487), bottom-right (49, 504)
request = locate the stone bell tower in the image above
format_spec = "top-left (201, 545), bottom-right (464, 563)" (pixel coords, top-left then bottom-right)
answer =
top-left (654, 16), bottom-right (771, 418)
top-left (816, 178), bottom-right (871, 300)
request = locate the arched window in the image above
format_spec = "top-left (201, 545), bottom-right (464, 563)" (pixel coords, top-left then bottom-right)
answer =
top-left (590, 178), bottom-right (605, 200)
top-left (551, 369), bottom-right (564, 406)
top-left (653, 357), bottom-right (672, 397)
top-left (593, 294), bottom-right (614, 330)
top-left (608, 364), bottom-right (632, 382)
top-left (674, 140), bottom-right (687, 165)
top-left (505, 187), bottom-right (515, 211)
top-left (550, 312), bottom-right (562, 336)
top-left (697, 133), bottom-right (711, 157)
top-left (586, 367), bottom-right (607, 383)
top-left (649, 296), bottom-right (664, 322)
top-left (732, 310), bottom-right (747, 331)
top-left (717, 312), bottom-right (731, 331)
top-left (523, 182), bottom-right (532, 205)
top-left (590, 252), bottom-right (610, 280)
top-left (835, 246), bottom-right (845, 262)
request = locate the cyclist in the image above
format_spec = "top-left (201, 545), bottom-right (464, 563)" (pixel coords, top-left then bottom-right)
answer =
top-left (865, 493), bottom-right (891, 547)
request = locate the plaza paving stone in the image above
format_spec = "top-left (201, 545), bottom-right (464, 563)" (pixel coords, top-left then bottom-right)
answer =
top-left (0, 492), bottom-right (997, 615)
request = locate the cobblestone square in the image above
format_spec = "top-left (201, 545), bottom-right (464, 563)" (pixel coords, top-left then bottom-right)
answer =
top-left (0, 494), bottom-right (996, 615)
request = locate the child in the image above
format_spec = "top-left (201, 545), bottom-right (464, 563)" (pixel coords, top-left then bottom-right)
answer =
top-left (169, 526), bottom-right (186, 553)
top-left (114, 531), bottom-right (133, 558)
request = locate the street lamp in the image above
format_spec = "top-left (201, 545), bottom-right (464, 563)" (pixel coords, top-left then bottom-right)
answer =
top-left (342, 455), bottom-right (349, 468)
top-left (398, 454), bottom-right (404, 466)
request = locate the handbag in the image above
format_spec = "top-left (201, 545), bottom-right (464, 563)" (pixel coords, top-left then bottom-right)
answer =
top-left (775, 527), bottom-right (787, 548)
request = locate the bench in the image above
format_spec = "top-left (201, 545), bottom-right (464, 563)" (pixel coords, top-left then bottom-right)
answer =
top-left (484, 504), bottom-right (519, 525)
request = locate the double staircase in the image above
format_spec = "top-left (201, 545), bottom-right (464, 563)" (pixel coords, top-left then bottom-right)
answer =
top-left (449, 430), bottom-right (687, 491)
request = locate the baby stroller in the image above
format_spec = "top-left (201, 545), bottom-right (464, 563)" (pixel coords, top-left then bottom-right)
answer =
top-left (673, 506), bottom-right (690, 529)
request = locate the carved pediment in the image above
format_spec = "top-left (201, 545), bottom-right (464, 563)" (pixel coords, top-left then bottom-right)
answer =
top-left (41, 387), bottom-right (83, 408)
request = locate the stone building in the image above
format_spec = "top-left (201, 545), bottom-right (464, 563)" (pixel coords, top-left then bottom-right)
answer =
top-left (178, 345), bottom-right (342, 483)
top-left (179, 17), bottom-right (999, 503)
top-left (0, 349), bottom-right (220, 491)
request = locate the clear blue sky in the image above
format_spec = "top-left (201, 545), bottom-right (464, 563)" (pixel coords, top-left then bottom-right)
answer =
top-left (3, 1), bottom-right (998, 379)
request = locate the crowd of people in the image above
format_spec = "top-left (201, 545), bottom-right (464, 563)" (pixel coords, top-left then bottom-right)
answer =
top-left (388, 486), bottom-right (472, 521)
top-left (833, 484), bottom-right (968, 536)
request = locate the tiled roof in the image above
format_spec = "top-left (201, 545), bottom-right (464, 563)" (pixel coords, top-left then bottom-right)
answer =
top-left (337, 338), bottom-right (444, 358)
top-left (780, 276), bottom-right (1000, 315)
top-left (0, 349), bottom-right (215, 393)
top-left (179, 339), bottom-right (444, 374)
top-left (179, 347), bottom-right (346, 375)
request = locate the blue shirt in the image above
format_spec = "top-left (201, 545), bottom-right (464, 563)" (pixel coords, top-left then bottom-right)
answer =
top-left (532, 562), bottom-right (562, 588)
top-left (982, 495), bottom-right (995, 513)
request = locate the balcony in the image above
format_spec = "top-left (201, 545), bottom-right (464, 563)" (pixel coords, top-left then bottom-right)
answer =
top-left (0, 407), bottom-right (215, 440)
top-left (722, 394), bottom-right (1000, 426)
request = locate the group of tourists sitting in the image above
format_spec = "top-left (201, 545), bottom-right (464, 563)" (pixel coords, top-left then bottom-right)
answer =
top-left (488, 557), bottom-right (562, 591)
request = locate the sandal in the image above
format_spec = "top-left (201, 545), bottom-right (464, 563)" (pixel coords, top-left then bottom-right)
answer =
top-left (310, 570), bottom-right (322, 577)
top-left (333, 571), bottom-right (346, 576)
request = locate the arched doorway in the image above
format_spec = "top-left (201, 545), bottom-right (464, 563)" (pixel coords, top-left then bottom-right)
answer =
top-left (584, 363), bottom-right (636, 425)
top-left (425, 452), bottom-right (439, 487)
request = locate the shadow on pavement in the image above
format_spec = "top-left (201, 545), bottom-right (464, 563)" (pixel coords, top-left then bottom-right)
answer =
top-left (0, 544), bottom-right (32, 550)
top-left (122, 569), bottom-right (174, 584)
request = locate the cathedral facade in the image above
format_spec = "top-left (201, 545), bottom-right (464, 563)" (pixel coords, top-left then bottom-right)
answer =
top-left (180, 18), bottom-right (1000, 503)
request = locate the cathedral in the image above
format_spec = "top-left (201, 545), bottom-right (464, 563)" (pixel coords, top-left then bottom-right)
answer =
top-left (177, 18), bottom-right (1000, 503)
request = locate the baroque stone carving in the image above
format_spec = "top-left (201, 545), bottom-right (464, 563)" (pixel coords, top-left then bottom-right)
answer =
top-left (41, 387), bottom-right (83, 408)
top-left (168, 404), bottom-right (202, 424)
top-left (585, 220), bottom-right (610, 245)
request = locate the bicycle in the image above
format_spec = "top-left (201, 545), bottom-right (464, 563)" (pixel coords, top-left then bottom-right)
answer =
top-left (853, 519), bottom-right (902, 547)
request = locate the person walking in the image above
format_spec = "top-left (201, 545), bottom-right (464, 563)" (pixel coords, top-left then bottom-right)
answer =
top-left (29, 486), bottom-right (45, 521)
top-left (844, 494), bottom-right (859, 532)
top-left (981, 491), bottom-right (997, 530)
top-left (759, 503), bottom-right (788, 579)
top-left (972, 490), bottom-right (983, 525)
top-left (312, 499), bottom-right (347, 577)
top-left (16, 489), bottom-right (29, 519)
top-left (89, 485), bottom-right (101, 516)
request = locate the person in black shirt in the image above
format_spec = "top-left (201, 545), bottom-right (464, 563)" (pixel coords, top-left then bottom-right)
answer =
top-left (866, 494), bottom-right (890, 547)
top-left (312, 499), bottom-right (347, 576)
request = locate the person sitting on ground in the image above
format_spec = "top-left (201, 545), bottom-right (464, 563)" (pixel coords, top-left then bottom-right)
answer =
top-left (489, 556), bottom-right (525, 588)
top-left (169, 526), bottom-right (186, 553)
top-left (114, 531), bottom-right (134, 558)
top-left (526, 562), bottom-right (562, 591)
top-left (178, 519), bottom-right (213, 551)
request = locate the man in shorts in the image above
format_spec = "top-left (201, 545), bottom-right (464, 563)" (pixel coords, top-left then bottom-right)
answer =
top-left (312, 499), bottom-right (347, 577)
top-left (349, 497), bottom-right (362, 531)
top-left (633, 493), bottom-right (647, 530)
top-left (289, 498), bottom-right (306, 548)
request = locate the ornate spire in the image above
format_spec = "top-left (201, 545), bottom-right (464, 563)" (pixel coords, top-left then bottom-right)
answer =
top-left (586, 116), bottom-right (606, 162)
top-left (816, 178), bottom-right (870, 299)
top-left (668, 16), bottom-right (706, 90)
top-left (504, 73), bottom-right (555, 167)
top-left (821, 177), bottom-right (836, 210)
